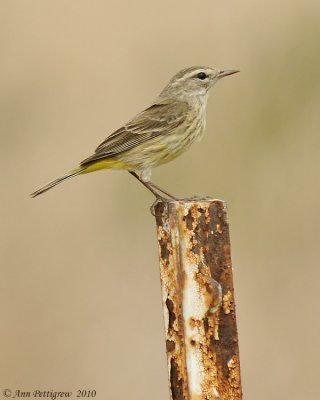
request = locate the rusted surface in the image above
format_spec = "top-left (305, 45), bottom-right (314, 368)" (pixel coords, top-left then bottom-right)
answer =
top-left (155, 199), bottom-right (242, 400)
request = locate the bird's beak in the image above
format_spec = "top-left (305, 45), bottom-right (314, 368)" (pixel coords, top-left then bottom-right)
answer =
top-left (218, 69), bottom-right (240, 78)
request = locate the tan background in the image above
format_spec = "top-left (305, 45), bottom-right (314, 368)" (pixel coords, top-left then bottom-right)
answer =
top-left (1, 1), bottom-right (320, 399)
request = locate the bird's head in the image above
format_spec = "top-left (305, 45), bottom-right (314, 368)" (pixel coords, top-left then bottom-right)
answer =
top-left (159, 66), bottom-right (239, 101)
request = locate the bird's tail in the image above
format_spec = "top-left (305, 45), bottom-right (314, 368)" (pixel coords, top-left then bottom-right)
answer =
top-left (30, 167), bottom-right (85, 198)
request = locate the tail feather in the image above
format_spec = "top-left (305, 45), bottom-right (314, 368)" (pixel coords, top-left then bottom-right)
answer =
top-left (30, 167), bottom-right (84, 198)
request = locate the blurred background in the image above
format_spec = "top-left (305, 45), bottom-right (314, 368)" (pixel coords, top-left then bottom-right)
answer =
top-left (1, 1), bottom-right (320, 399)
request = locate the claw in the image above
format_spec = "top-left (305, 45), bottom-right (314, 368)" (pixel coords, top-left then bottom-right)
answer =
top-left (150, 197), bottom-right (167, 216)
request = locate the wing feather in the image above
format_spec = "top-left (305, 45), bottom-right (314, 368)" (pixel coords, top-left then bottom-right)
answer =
top-left (81, 100), bottom-right (189, 165)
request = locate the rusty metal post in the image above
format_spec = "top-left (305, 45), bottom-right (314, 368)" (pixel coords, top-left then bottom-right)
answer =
top-left (154, 198), bottom-right (242, 400)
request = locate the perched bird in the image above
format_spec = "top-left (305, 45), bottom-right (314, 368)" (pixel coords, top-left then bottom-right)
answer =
top-left (31, 66), bottom-right (238, 199)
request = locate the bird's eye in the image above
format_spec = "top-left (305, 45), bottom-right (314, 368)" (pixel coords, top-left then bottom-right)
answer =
top-left (197, 72), bottom-right (207, 80)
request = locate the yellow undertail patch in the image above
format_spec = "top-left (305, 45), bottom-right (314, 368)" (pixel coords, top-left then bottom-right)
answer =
top-left (82, 158), bottom-right (131, 174)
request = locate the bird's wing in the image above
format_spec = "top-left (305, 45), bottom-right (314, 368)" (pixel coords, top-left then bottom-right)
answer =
top-left (80, 100), bottom-right (190, 165)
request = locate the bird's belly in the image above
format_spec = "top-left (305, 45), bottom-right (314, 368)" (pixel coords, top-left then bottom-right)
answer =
top-left (119, 120), bottom-right (205, 170)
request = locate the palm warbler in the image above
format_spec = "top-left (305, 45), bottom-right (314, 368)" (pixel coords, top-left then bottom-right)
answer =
top-left (31, 66), bottom-right (238, 198)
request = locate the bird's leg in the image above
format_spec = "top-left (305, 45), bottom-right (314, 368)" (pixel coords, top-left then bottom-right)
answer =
top-left (129, 171), bottom-right (177, 200)
top-left (147, 181), bottom-right (178, 200)
top-left (129, 171), bottom-right (165, 199)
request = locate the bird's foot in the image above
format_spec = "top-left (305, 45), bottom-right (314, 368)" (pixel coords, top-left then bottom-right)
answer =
top-left (150, 197), bottom-right (168, 216)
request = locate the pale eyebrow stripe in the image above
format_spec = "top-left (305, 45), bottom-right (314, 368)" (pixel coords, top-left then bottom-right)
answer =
top-left (176, 69), bottom-right (204, 82)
